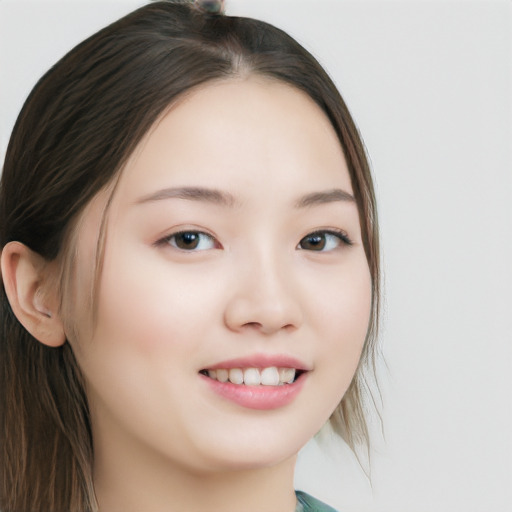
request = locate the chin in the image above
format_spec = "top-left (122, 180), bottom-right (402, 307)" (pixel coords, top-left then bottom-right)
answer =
top-left (185, 423), bottom-right (312, 474)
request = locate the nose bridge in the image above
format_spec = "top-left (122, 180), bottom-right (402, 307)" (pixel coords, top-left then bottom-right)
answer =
top-left (246, 246), bottom-right (291, 303)
top-left (224, 243), bottom-right (303, 335)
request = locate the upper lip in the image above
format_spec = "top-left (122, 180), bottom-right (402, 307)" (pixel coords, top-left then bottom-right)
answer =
top-left (202, 353), bottom-right (311, 371)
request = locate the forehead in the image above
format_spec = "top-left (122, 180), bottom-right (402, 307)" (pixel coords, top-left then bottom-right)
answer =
top-left (115, 76), bottom-right (352, 205)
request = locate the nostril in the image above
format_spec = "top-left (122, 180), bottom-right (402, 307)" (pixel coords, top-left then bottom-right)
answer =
top-left (224, 293), bottom-right (303, 335)
top-left (244, 322), bottom-right (262, 329)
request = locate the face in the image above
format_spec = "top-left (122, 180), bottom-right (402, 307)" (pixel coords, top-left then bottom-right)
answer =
top-left (70, 77), bottom-right (371, 475)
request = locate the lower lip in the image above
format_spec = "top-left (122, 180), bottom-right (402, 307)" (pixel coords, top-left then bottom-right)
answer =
top-left (200, 373), bottom-right (307, 410)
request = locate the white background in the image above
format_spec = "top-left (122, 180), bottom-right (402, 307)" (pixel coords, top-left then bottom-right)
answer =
top-left (1, 1), bottom-right (511, 511)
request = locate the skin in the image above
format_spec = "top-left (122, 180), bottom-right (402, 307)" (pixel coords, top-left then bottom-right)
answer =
top-left (2, 76), bottom-right (371, 512)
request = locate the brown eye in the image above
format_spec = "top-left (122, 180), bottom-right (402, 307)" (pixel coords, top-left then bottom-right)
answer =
top-left (298, 230), bottom-right (352, 252)
top-left (300, 233), bottom-right (326, 251)
top-left (166, 231), bottom-right (216, 251)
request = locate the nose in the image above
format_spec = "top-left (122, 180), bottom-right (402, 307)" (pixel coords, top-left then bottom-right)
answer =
top-left (223, 256), bottom-right (304, 335)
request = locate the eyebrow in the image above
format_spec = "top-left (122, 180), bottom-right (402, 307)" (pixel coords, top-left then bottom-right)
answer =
top-left (136, 186), bottom-right (238, 207)
top-left (135, 186), bottom-right (355, 208)
top-left (294, 188), bottom-right (356, 208)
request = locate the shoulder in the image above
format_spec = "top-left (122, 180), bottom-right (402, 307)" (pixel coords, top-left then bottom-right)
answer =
top-left (295, 490), bottom-right (339, 512)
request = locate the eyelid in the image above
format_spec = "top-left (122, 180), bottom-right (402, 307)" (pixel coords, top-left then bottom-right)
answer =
top-left (155, 229), bottom-right (221, 251)
top-left (317, 228), bottom-right (353, 245)
top-left (297, 228), bottom-right (353, 251)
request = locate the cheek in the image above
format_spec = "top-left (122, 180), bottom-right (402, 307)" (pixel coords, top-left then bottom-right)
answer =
top-left (307, 257), bottom-right (372, 396)
top-left (92, 241), bottom-right (223, 358)
top-left (312, 256), bottom-right (371, 342)
top-left (70, 241), bottom-right (223, 438)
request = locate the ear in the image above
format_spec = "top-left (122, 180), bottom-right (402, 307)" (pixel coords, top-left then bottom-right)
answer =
top-left (1, 241), bottom-right (66, 347)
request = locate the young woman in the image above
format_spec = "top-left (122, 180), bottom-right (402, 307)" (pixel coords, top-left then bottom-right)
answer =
top-left (0, 1), bottom-right (379, 511)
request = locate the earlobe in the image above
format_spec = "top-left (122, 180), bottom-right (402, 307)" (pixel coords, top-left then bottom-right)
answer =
top-left (0, 241), bottom-right (66, 347)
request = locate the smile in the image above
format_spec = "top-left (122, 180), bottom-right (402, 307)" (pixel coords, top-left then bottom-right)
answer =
top-left (199, 363), bottom-right (308, 410)
top-left (200, 367), bottom-right (302, 386)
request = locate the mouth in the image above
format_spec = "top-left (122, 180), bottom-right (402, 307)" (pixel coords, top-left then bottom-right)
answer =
top-left (199, 367), bottom-right (306, 386)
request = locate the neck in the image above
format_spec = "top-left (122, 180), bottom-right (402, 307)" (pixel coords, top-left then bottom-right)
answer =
top-left (93, 428), bottom-right (298, 512)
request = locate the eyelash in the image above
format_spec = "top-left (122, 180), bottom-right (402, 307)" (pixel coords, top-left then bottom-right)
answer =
top-left (157, 230), bottom-right (219, 251)
top-left (156, 228), bottom-right (353, 252)
top-left (297, 229), bottom-right (353, 251)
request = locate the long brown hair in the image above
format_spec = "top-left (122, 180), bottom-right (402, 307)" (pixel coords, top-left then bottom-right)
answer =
top-left (0, 2), bottom-right (380, 511)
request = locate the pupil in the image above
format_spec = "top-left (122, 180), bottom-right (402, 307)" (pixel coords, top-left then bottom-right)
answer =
top-left (304, 234), bottom-right (325, 250)
top-left (177, 232), bottom-right (199, 249)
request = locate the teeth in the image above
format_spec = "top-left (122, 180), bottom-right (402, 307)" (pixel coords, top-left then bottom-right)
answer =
top-left (228, 368), bottom-right (244, 385)
top-left (244, 368), bottom-right (261, 386)
top-left (216, 369), bottom-right (229, 383)
top-left (261, 367), bottom-right (280, 386)
top-left (204, 366), bottom-right (298, 386)
top-left (279, 367), bottom-right (296, 384)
